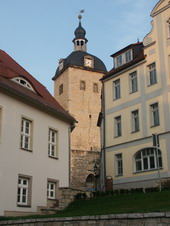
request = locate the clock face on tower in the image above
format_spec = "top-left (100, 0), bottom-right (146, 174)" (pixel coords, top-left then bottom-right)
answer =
top-left (84, 57), bottom-right (93, 68)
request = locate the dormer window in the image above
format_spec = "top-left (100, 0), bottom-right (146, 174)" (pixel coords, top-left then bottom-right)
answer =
top-left (84, 56), bottom-right (94, 68)
top-left (114, 49), bottom-right (133, 68)
top-left (11, 77), bottom-right (35, 92)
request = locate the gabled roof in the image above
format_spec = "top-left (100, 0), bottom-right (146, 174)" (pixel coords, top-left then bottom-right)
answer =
top-left (0, 50), bottom-right (76, 125)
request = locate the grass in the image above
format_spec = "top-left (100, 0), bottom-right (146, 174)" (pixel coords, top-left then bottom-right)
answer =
top-left (1, 189), bottom-right (170, 221)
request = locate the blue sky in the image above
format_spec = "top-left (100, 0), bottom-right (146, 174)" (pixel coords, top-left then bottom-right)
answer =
top-left (0, 0), bottom-right (158, 94)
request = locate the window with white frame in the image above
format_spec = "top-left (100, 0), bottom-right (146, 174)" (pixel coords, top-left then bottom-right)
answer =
top-left (150, 103), bottom-right (160, 127)
top-left (148, 63), bottom-right (157, 85)
top-left (11, 77), bottom-right (35, 92)
top-left (131, 110), bottom-right (139, 132)
top-left (47, 181), bottom-right (56, 199)
top-left (17, 176), bottom-right (31, 206)
top-left (48, 129), bottom-right (58, 158)
top-left (114, 116), bottom-right (122, 137)
top-left (115, 153), bottom-right (123, 176)
top-left (113, 79), bottom-right (120, 100)
top-left (129, 71), bottom-right (138, 93)
top-left (21, 118), bottom-right (32, 150)
top-left (135, 148), bottom-right (162, 172)
top-left (114, 49), bottom-right (132, 68)
top-left (167, 18), bottom-right (170, 39)
top-left (125, 50), bottom-right (132, 63)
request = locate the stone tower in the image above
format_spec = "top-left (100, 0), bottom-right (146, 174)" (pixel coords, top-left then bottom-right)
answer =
top-left (52, 14), bottom-right (107, 190)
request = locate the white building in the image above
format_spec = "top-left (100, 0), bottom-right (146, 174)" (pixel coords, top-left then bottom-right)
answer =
top-left (0, 50), bottom-right (76, 216)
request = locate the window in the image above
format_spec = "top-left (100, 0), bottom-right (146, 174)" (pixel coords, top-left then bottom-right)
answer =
top-left (80, 80), bottom-right (86, 90)
top-left (47, 182), bottom-right (56, 199)
top-left (48, 129), bottom-right (58, 158)
top-left (21, 118), bottom-right (32, 151)
top-left (131, 110), bottom-right (139, 132)
top-left (17, 176), bottom-right (31, 206)
top-left (150, 103), bottom-right (160, 127)
top-left (76, 39), bottom-right (85, 46)
top-left (113, 79), bottom-right (120, 100)
top-left (129, 71), bottom-right (138, 93)
top-left (11, 77), bottom-right (35, 92)
top-left (114, 49), bottom-right (132, 68)
top-left (93, 83), bottom-right (98, 93)
top-left (135, 148), bottom-right (162, 172)
top-left (115, 153), bottom-right (123, 176)
top-left (114, 116), bottom-right (122, 137)
top-left (115, 55), bottom-right (123, 67)
top-left (125, 50), bottom-right (132, 63)
top-left (148, 63), bottom-right (157, 85)
top-left (167, 17), bottom-right (170, 39)
top-left (59, 84), bottom-right (63, 95)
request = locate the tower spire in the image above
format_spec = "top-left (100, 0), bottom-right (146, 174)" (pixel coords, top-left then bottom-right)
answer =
top-left (72, 10), bottom-right (88, 52)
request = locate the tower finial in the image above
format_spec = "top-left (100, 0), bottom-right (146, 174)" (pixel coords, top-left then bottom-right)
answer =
top-left (78, 9), bottom-right (85, 21)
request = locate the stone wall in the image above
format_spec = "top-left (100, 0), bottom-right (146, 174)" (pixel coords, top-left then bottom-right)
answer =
top-left (1, 213), bottom-right (170, 225)
top-left (70, 149), bottom-right (100, 190)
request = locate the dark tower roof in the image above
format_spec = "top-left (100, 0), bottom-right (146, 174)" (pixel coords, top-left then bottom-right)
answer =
top-left (52, 51), bottom-right (107, 80)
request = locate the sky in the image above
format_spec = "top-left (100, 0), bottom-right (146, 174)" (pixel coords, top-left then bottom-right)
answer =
top-left (0, 0), bottom-right (158, 94)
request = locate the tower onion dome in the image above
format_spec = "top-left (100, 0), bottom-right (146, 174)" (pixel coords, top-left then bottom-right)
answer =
top-left (72, 15), bottom-right (88, 43)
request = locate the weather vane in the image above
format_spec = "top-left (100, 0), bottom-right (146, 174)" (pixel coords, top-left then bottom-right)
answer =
top-left (78, 9), bottom-right (85, 20)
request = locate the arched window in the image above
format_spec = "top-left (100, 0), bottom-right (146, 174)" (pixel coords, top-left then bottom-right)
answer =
top-left (134, 147), bottom-right (162, 172)
top-left (11, 77), bottom-right (35, 92)
top-left (80, 80), bottom-right (86, 90)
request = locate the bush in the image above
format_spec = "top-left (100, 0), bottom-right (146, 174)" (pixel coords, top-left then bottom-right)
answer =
top-left (75, 193), bottom-right (87, 200)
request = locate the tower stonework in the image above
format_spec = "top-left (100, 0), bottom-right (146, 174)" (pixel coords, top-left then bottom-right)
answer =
top-left (53, 15), bottom-right (107, 190)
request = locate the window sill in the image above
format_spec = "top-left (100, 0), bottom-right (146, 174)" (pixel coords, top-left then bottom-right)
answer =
top-left (129, 90), bottom-right (138, 94)
top-left (17, 205), bottom-right (31, 208)
top-left (48, 155), bottom-right (58, 160)
top-left (150, 124), bottom-right (160, 128)
top-left (131, 130), bottom-right (140, 134)
top-left (114, 135), bottom-right (122, 138)
top-left (20, 148), bottom-right (33, 152)
top-left (113, 98), bottom-right (121, 101)
top-left (147, 82), bottom-right (157, 87)
top-left (47, 198), bottom-right (57, 201)
top-left (133, 167), bottom-right (163, 174)
top-left (115, 174), bottom-right (123, 177)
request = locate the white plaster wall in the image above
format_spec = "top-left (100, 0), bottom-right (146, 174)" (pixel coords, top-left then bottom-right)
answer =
top-left (0, 93), bottom-right (70, 215)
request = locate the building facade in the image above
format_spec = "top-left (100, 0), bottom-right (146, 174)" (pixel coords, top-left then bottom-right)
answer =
top-left (0, 50), bottom-right (76, 216)
top-left (101, 0), bottom-right (170, 190)
top-left (53, 15), bottom-right (107, 190)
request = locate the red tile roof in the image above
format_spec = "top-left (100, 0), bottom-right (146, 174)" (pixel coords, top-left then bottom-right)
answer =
top-left (0, 50), bottom-right (76, 125)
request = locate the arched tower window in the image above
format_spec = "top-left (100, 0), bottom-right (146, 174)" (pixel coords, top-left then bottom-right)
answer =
top-left (134, 147), bottom-right (162, 172)
top-left (80, 80), bottom-right (86, 90)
